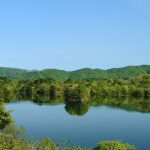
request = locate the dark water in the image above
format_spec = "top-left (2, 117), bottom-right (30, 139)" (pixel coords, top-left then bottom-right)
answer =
top-left (6, 100), bottom-right (150, 150)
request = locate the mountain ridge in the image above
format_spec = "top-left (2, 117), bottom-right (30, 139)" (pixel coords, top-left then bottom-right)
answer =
top-left (0, 65), bottom-right (150, 81)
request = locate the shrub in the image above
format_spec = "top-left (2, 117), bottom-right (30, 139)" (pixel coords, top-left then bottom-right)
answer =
top-left (94, 141), bottom-right (136, 150)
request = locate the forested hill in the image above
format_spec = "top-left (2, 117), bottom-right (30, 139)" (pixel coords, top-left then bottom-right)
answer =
top-left (0, 65), bottom-right (150, 81)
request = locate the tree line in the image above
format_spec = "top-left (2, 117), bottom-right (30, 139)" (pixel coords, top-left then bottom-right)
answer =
top-left (0, 74), bottom-right (150, 104)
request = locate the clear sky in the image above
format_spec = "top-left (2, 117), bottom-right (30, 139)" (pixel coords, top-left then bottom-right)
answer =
top-left (0, 0), bottom-right (150, 70)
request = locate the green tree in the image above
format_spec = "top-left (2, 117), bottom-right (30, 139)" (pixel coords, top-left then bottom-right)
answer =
top-left (0, 102), bottom-right (14, 129)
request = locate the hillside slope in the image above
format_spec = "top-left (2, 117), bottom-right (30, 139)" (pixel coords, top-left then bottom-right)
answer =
top-left (0, 65), bottom-right (150, 80)
top-left (0, 67), bottom-right (28, 79)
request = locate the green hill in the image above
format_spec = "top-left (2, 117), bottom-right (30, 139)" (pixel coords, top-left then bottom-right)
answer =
top-left (106, 65), bottom-right (150, 78)
top-left (69, 65), bottom-right (150, 80)
top-left (0, 65), bottom-right (150, 81)
top-left (69, 68), bottom-right (108, 80)
top-left (26, 69), bottom-right (69, 80)
top-left (0, 67), bottom-right (28, 79)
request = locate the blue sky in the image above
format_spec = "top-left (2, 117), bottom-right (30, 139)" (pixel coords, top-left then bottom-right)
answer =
top-left (0, 0), bottom-right (150, 70)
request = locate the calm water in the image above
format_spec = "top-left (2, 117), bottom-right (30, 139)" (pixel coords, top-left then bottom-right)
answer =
top-left (6, 100), bottom-right (150, 150)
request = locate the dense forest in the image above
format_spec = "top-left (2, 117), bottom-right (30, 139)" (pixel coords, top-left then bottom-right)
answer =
top-left (0, 74), bottom-right (150, 104)
top-left (0, 65), bottom-right (150, 81)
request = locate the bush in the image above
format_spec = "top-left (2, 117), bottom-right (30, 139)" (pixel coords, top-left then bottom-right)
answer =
top-left (94, 141), bottom-right (136, 150)
top-left (0, 132), bottom-right (33, 150)
top-left (0, 102), bottom-right (14, 129)
top-left (37, 138), bottom-right (58, 150)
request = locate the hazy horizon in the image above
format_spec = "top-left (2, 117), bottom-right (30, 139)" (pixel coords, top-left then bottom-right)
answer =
top-left (0, 64), bottom-right (149, 72)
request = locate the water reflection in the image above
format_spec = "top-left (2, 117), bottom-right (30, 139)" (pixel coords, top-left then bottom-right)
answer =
top-left (6, 96), bottom-right (150, 150)
top-left (65, 103), bottom-right (89, 116)
top-left (8, 95), bottom-right (150, 115)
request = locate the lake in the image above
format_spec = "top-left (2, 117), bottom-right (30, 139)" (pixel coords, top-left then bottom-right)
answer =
top-left (6, 100), bottom-right (150, 150)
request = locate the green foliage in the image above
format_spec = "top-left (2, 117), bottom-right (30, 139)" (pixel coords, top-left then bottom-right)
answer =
top-left (63, 145), bottom-right (90, 150)
top-left (64, 84), bottom-right (90, 103)
top-left (37, 138), bottom-right (58, 150)
top-left (94, 141), bottom-right (136, 150)
top-left (0, 102), bottom-right (14, 129)
top-left (2, 125), bottom-right (25, 140)
top-left (0, 132), bottom-right (33, 150)
top-left (0, 74), bottom-right (150, 104)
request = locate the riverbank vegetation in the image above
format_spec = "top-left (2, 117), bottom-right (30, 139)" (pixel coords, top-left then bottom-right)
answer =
top-left (0, 131), bottom-right (136, 150)
top-left (0, 74), bottom-right (150, 104)
top-left (0, 125), bottom-right (136, 150)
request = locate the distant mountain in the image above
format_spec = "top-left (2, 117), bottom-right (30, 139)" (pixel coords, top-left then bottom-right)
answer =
top-left (26, 69), bottom-right (69, 81)
top-left (0, 67), bottom-right (28, 79)
top-left (69, 68), bottom-right (108, 80)
top-left (0, 65), bottom-right (150, 81)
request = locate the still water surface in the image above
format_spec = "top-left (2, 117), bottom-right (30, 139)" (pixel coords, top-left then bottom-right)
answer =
top-left (6, 100), bottom-right (150, 150)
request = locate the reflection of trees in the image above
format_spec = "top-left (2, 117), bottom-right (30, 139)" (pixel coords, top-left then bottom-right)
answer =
top-left (65, 97), bottom-right (150, 116)
top-left (65, 103), bottom-right (89, 116)
top-left (31, 94), bottom-right (63, 105)
top-left (91, 97), bottom-right (150, 113)
top-left (5, 92), bottom-right (150, 115)
top-left (8, 94), bottom-right (64, 106)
